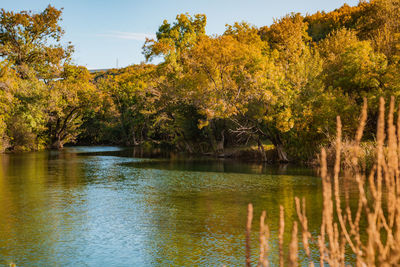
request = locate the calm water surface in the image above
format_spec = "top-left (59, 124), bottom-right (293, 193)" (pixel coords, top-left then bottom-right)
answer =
top-left (0, 146), bottom-right (345, 266)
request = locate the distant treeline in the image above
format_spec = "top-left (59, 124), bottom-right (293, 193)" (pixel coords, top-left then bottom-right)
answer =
top-left (0, 0), bottom-right (399, 162)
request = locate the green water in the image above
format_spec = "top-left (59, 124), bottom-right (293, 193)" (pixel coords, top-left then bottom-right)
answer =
top-left (0, 146), bottom-right (349, 266)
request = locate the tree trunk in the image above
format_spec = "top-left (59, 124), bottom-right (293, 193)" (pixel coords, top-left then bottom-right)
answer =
top-left (216, 130), bottom-right (225, 153)
top-left (51, 134), bottom-right (63, 149)
top-left (257, 137), bottom-right (267, 162)
top-left (268, 132), bottom-right (289, 163)
top-left (184, 140), bottom-right (194, 153)
top-left (275, 143), bottom-right (289, 163)
top-left (207, 122), bottom-right (218, 152)
top-left (132, 128), bottom-right (140, 146)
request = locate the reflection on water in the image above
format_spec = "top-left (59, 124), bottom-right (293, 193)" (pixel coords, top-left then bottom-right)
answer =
top-left (0, 146), bottom-right (352, 266)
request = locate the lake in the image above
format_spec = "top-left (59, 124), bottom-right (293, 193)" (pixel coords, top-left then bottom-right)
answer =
top-left (0, 146), bottom-right (339, 266)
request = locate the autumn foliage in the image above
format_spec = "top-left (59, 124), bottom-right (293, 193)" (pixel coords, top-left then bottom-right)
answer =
top-left (1, 1), bottom-right (400, 163)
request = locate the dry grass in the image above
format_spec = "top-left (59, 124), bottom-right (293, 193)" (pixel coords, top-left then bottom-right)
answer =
top-left (246, 97), bottom-right (400, 266)
top-left (320, 138), bottom-right (376, 171)
top-left (314, 99), bottom-right (377, 171)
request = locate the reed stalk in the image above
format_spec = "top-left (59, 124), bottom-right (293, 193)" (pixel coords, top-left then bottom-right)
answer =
top-left (246, 96), bottom-right (400, 266)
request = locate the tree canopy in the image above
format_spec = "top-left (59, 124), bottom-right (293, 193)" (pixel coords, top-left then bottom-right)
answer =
top-left (1, 1), bottom-right (400, 162)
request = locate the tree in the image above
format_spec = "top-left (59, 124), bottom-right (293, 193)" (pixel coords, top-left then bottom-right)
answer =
top-left (47, 65), bottom-right (99, 149)
top-left (304, 3), bottom-right (363, 42)
top-left (356, 0), bottom-right (400, 60)
top-left (0, 61), bottom-right (48, 151)
top-left (318, 29), bottom-right (388, 100)
top-left (94, 64), bottom-right (158, 146)
top-left (0, 5), bottom-right (73, 79)
top-left (143, 13), bottom-right (206, 63)
top-left (260, 13), bottom-right (311, 63)
top-left (142, 14), bottom-right (209, 152)
top-left (181, 24), bottom-right (299, 160)
top-left (0, 62), bottom-right (14, 151)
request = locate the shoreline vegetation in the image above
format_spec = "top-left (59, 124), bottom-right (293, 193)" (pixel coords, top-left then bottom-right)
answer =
top-left (1, 0), bottom-right (400, 164)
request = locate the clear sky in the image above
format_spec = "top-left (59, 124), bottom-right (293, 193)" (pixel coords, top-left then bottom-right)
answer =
top-left (1, 0), bottom-right (359, 69)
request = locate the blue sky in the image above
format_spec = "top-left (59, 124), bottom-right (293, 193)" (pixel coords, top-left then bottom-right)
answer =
top-left (2, 0), bottom-right (359, 69)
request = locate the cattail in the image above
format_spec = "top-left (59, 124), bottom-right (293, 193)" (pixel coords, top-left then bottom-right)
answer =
top-left (295, 197), bottom-right (313, 266)
top-left (376, 97), bottom-right (385, 200)
top-left (320, 148), bottom-right (336, 264)
top-left (321, 148), bottom-right (327, 180)
top-left (333, 116), bottom-right (357, 254)
top-left (355, 97), bottom-right (368, 145)
top-left (353, 97), bottom-right (368, 167)
top-left (397, 103), bottom-right (400, 169)
top-left (387, 96), bottom-right (398, 173)
top-left (333, 116), bottom-right (341, 181)
top-left (246, 203), bottom-right (253, 267)
top-left (279, 206), bottom-right (285, 267)
top-left (289, 222), bottom-right (298, 267)
top-left (258, 210), bottom-right (269, 267)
